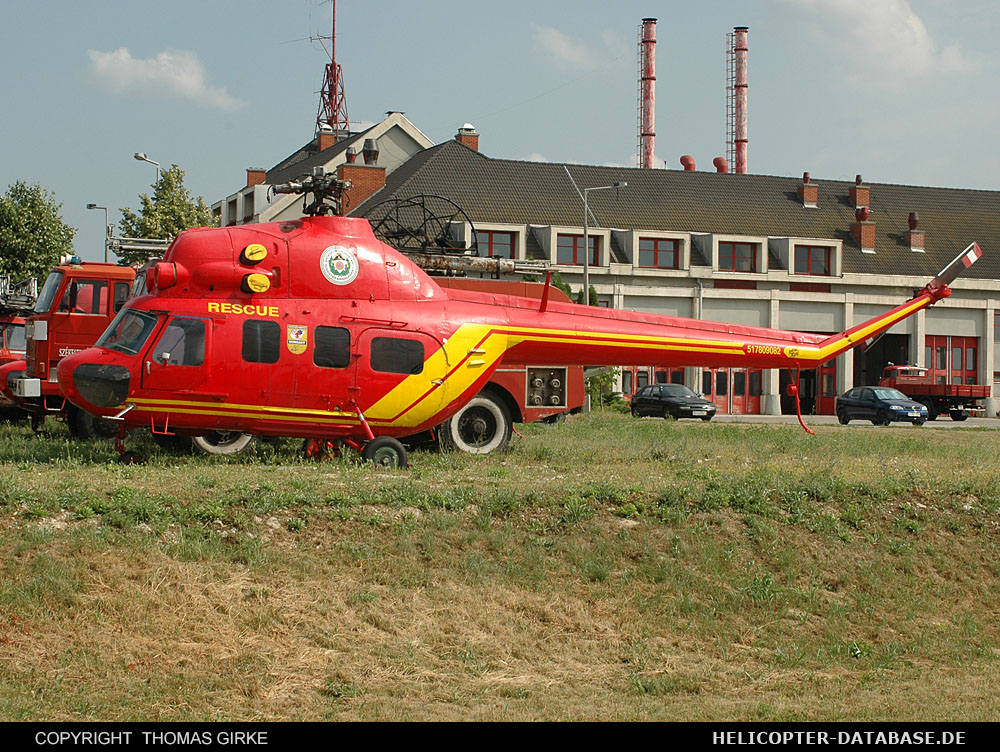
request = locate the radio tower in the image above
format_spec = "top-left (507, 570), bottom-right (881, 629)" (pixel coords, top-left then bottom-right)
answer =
top-left (314, 0), bottom-right (350, 139)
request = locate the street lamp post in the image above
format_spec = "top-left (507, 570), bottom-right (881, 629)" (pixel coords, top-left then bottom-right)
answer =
top-left (133, 152), bottom-right (160, 183)
top-left (581, 182), bottom-right (627, 305)
top-left (86, 203), bottom-right (110, 262)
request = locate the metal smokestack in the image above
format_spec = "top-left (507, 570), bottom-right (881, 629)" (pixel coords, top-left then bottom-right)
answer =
top-left (734, 26), bottom-right (748, 174)
top-left (639, 18), bottom-right (657, 169)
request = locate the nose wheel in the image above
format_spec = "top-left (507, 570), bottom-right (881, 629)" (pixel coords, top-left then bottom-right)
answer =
top-left (361, 436), bottom-right (408, 469)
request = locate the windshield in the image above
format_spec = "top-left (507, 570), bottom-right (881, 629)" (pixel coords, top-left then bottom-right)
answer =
top-left (873, 387), bottom-right (908, 400)
top-left (3, 323), bottom-right (26, 351)
top-left (33, 271), bottom-right (64, 313)
top-left (96, 308), bottom-right (160, 355)
top-left (662, 384), bottom-right (698, 398)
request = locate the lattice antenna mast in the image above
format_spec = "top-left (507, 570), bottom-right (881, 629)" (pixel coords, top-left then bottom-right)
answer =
top-left (314, 0), bottom-right (350, 139)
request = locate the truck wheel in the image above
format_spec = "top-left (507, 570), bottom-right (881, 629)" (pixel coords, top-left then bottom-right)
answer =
top-left (192, 432), bottom-right (255, 455)
top-left (920, 400), bottom-right (938, 421)
top-left (949, 410), bottom-right (969, 422)
top-left (362, 436), bottom-right (408, 469)
top-left (66, 405), bottom-right (117, 440)
top-left (439, 390), bottom-right (512, 454)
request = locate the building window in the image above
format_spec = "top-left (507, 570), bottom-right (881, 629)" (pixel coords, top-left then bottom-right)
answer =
top-left (715, 279), bottom-right (758, 290)
top-left (557, 234), bottom-right (599, 266)
top-left (371, 337), bottom-right (424, 374)
top-left (638, 238), bottom-right (679, 269)
top-left (789, 282), bottom-right (831, 293)
top-left (476, 231), bottom-right (514, 259)
top-left (793, 245), bottom-right (832, 275)
top-left (242, 320), bottom-right (280, 364)
top-left (622, 370), bottom-right (633, 395)
top-left (313, 326), bottom-right (350, 369)
top-left (718, 242), bottom-right (757, 272)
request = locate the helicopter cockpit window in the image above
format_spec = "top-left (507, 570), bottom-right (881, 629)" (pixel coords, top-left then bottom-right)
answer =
top-left (58, 280), bottom-right (108, 314)
top-left (152, 318), bottom-right (205, 367)
top-left (242, 320), bottom-right (280, 364)
top-left (371, 337), bottom-right (424, 375)
top-left (97, 309), bottom-right (160, 355)
top-left (314, 326), bottom-right (350, 369)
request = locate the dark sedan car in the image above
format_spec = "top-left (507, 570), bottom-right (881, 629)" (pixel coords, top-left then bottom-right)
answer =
top-left (835, 386), bottom-right (928, 426)
top-left (631, 383), bottom-right (716, 421)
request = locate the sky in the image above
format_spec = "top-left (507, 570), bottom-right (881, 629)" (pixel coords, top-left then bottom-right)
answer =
top-left (1, 0), bottom-right (997, 262)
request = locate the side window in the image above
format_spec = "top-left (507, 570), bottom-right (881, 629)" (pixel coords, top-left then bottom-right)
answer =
top-left (314, 326), bottom-right (351, 369)
top-left (59, 280), bottom-right (108, 314)
top-left (371, 337), bottom-right (424, 374)
top-left (113, 282), bottom-right (130, 312)
top-left (242, 320), bottom-right (280, 364)
top-left (861, 388), bottom-right (874, 401)
top-left (702, 370), bottom-right (712, 395)
top-left (153, 318), bottom-right (205, 366)
top-left (636, 370), bottom-right (649, 390)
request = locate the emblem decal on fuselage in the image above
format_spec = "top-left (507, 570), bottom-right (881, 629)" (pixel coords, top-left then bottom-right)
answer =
top-left (320, 245), bottom-right (359, 286)
top-left (287, 325), bottom-right (308, 355)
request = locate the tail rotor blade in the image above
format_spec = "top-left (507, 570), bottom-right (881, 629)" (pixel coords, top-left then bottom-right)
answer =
top-left (933, 242), bottom-right (983, 289)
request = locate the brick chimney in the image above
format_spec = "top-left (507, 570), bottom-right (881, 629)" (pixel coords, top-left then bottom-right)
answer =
top-left (797, 171), bottom-right (817, 208)
top-left (246, 168), bottom-right (266, 188)
top-left (906, 211), bottom-right (925, 252)
top-left (849, 174), bottom-right (869, 208)
top-left (456, 123), bottom-right (479, 151)
top-left (317, 126), bottom-right (337, 152)
top-left (851, 206), bottom-right (876, 253)
top-left (337, 148), bottom-right (386, 211)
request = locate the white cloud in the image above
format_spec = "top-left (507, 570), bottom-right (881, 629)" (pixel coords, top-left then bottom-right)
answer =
top-left (87, 47), bottom-right (245, 111)
top-left (523, 152), bottom-right (550, 162)
top-left (790, 0), bottom-right (974, 76)
top-left (530, 24), bottom-right (598, 71)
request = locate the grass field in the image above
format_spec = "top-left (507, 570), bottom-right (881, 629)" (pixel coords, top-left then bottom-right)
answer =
top-left (1, 412), bottom-right (998, 721)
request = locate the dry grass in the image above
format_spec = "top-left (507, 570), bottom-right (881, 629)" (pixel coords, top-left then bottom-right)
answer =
top-left (1, 414), bottom-right (999, 720)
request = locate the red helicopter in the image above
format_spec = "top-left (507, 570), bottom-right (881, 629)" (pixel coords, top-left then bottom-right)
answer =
top-left (56, 171), bottom-right (984, 467)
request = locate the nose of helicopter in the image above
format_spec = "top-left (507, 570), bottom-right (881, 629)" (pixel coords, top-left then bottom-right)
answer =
top-left (57, 349), bottom-right (132, 413)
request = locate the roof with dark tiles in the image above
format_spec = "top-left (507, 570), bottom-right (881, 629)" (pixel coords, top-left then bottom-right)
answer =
top-left (265, 124), bottom-right (376, 186)
top-left (353, 140), bottom-right (1000, 282)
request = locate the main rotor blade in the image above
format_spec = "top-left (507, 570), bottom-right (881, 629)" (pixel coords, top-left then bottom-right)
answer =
top-left (933, 241), bottom-right (983, 289)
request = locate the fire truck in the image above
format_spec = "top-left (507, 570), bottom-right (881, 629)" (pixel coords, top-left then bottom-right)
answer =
top-left (1, 258), bottom-right (136, 436)
top-left (0, 276), bottom-right (36, 416)
top-left (878, 363), bottom-right (990, 421)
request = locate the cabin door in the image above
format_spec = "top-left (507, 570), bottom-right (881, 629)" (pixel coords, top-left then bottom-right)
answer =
top-left (729, 369), bottom-right (763, 414)
top-left (141, 315), bottom-right (211, 392)
top-left (354, 328), bottom-right (449, 433)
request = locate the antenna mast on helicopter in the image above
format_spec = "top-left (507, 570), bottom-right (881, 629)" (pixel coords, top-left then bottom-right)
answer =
top-left (313, 0), bottom-right (350, 139)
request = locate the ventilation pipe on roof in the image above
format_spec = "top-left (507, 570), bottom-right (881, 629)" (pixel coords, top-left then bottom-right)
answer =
top-left (713, 157), bottom-right (729, 173)
top-left (345, 146), bottom-right (357, 164)
top-left (680, 155), bottom-right (696, 171)
top-left (362, 138), bottom-right (379, 165)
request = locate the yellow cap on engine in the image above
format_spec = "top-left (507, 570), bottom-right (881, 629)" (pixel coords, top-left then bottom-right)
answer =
top-left (241, 243), bottom-right (268, 264)
top-left (243, 273), bottom-right (271, 293)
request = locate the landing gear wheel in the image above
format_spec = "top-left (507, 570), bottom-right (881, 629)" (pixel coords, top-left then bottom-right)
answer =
top-left (66, 405), bottom-right (117, 440)
top-left (191, 432), bottom-right (255, 456)
top-left (873, 410), bottom-right (890, 426)
top-left (362, 436), bottom-right (408, 469)
top-left (439, 390), bottom-right (512, 454)
top-left (949, 410), bottom-right (969, 422)
top-left (837, 409), bottom-right (850, 425)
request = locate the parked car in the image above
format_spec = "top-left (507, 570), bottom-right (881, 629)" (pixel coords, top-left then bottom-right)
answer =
top-left (630, 383), bottom-right (716, 421)
top-left (835, 386), bottom-right (928, 426)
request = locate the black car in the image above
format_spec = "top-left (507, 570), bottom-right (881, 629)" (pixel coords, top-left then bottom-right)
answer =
top-left (835, 386), bottom-right (928, 426)
top-left (630, 383), bottom-right (716, 421)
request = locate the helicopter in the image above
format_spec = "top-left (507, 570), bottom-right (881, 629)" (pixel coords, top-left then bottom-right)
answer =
top-left (55, 169), bottom-right (984, 467)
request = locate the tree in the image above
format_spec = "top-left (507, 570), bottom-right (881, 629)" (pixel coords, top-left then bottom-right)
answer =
top-left (575, 283), bottom-right (599, 306)
top-left (118, 164), bottom-right (216, 266)
top-left (0, 181), bottom-right (76, 281)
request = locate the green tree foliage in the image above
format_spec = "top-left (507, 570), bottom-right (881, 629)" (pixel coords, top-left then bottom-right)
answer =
top-left (586, 366), bottom-right (622, 410)
top-left (0, 181), bottom-right (76, 281)
top-left (575, 284), bottom-right (599, 306)
top-left (118, 164), bottom-right (216, 266)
